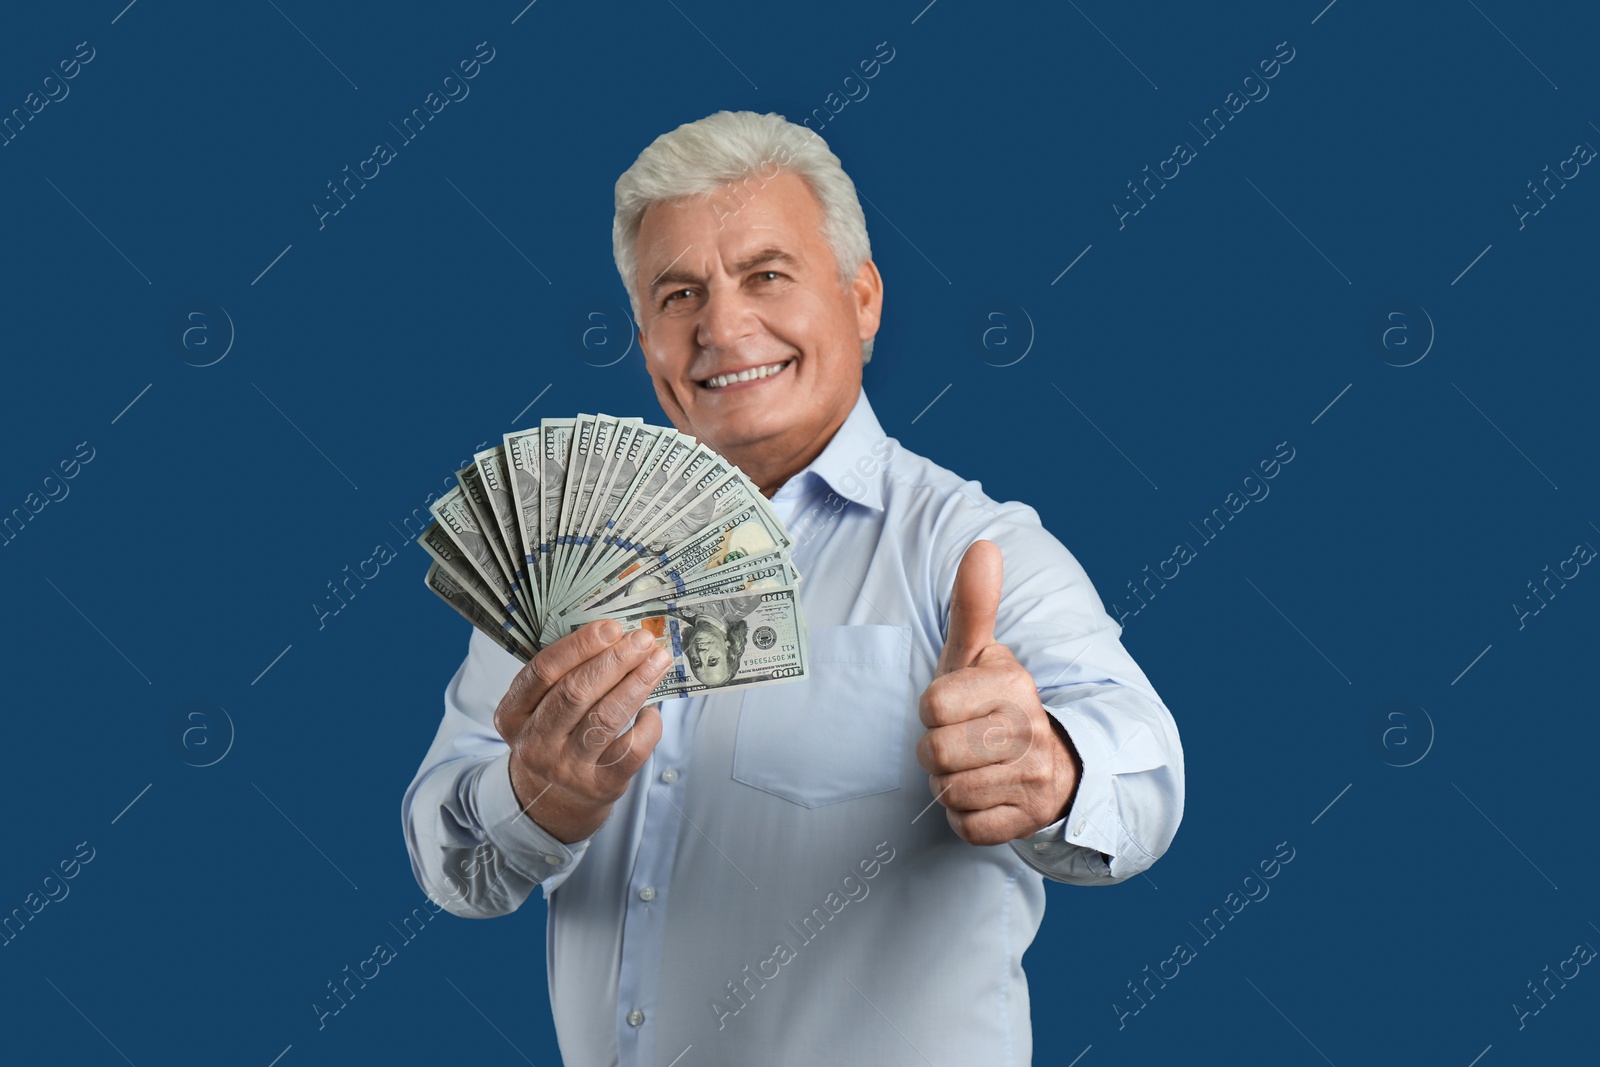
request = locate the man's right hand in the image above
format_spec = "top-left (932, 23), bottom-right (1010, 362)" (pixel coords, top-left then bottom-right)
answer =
top-left (493, 619), bottom-right (673, 844)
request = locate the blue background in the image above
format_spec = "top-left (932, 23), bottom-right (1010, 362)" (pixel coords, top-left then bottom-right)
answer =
top-left (2, 1), bottom-right (1595, 1063)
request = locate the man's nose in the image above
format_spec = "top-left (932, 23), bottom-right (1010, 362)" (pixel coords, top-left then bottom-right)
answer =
top-left (695, 284), bottom-right (757, 352)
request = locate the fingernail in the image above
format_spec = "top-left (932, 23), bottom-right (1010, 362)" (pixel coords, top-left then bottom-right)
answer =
top-left (599, 620), bottom-right (622, 642)
top-left (629, 628), bottom-right (655, 650)
top-left (649, 648), bottom-right (671, 670)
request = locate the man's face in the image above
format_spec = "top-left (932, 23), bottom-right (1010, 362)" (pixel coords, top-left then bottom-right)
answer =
top-left (686, 626), bottom-right (733, 685)
top-left (633, 170), bottom-right (882, 464)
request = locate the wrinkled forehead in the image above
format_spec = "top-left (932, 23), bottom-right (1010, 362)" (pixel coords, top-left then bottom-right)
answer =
top-left (635, 171), bottom-right (831, 285)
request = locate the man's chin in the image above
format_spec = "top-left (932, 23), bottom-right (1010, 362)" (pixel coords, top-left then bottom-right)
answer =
top-left (684, 403), bottom-right (790, 451)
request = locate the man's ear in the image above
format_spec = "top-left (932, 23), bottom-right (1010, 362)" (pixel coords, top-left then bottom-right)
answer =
top-left (851, 259), bottom-right (884, 344)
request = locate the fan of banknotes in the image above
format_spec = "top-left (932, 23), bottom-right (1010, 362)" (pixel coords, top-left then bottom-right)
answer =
top-left (417, 414), bottom-right (810, 701)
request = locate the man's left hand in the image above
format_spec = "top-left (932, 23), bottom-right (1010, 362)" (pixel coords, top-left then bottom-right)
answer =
top-left (915, 540), bottom-right (1083, 846)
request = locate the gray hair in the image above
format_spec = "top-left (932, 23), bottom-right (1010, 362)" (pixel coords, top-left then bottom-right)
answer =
top-left (612, 110), bottom-right (876, 363)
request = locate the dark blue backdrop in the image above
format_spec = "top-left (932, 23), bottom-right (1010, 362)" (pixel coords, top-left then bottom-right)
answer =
top-left (2, 1), bottom-right (1595, 1063)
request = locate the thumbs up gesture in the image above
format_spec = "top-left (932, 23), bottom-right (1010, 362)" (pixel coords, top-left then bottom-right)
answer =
top-left (915, 540), bottom-right (1082, 846)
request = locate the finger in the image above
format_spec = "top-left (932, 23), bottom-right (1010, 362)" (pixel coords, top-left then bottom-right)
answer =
top-left (540, 626), bottom-right (661, 741)
top-left (930, 763), bottom-right (1032, 812)
top-left (916, 709), bottom-right (1033, 775)
top-left (500, 619), bottom-right (624, 732)
top-left (578, 647), bottom-right (674, 763)
top-left (946, 804), bottom-right (1032, 847)
top-left (918, 657), bottom-right (1019, 728)
top-left (594, 701), bottom-right (664, 783)
top-left (936, 539), bottom-right (1003, 677)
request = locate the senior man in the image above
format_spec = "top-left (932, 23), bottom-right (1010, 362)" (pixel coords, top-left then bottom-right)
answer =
top-left (403, 110), bottom-right (1184, 1066)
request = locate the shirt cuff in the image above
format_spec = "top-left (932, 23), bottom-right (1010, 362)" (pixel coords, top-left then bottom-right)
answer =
top-left (1019, 813), bottom-right (1068, 853)
top-left (1010, 706), bottom-right (1118, 881)
top-left (473, 752), bottom-right (591, 890)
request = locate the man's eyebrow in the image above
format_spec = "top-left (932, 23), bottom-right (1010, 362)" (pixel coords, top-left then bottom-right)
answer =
top-left (730, 247), bottom-right (798, 275)
top-left (648, 246), bottom-right (798, 292)
top-left (648, 243), bottom-right (694, 289)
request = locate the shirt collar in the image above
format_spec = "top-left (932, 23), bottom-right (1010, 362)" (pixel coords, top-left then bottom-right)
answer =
top-left (772, 386), bottom-right (889, 512)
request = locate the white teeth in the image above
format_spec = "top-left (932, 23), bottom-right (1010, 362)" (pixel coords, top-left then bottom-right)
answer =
top-left (702, 359), bottom-right (790, 389)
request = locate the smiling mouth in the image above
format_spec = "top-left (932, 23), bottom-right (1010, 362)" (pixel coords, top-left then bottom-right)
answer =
top-left (696, 358), bottom-right (794, 390)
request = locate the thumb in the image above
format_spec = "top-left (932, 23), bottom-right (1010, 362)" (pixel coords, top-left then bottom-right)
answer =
top-left (937, 539), bottom-right (1003, 676)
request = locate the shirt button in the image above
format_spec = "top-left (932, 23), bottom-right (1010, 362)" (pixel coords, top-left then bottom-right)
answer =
top-left (638, 885), bottom-right (656, 902)
top-left (1075, 820), bottom-right (1087, 836)
top-left (660, 767), bottom-right (679, 784)
top-left (627, 1009), bottom-right (645, 1027)
top-left (1032, 841), bottom-right (1051, 852)
top-left (542, 853), bottom-right (562, 866)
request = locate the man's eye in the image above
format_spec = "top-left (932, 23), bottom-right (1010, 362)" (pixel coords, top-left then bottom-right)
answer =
top-left (755, 271), bottom-right (782, 283)
top-left (662, 289), bottom-right (694, 306)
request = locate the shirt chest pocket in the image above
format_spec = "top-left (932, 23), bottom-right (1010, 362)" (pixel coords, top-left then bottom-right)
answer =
top-left (731, 623), bottom-right (915, 808)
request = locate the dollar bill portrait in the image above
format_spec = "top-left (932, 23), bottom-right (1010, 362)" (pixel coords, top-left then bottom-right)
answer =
top-left (404, 109), bottom-right (1185, 1064)
top-left (667, 593), bottom-right (756, 687)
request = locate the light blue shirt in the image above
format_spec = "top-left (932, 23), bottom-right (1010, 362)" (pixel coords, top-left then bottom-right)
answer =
top-left (402, 386), bottom-right (1185, 1066)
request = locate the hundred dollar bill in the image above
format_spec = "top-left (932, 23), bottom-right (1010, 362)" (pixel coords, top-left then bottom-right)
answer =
top-left (551, 414), bottom-right (599, 599)
top-left (605, 433), bottom-right (698, 543)
top-left (554, 415), bottom-right (640, 609)
top-left (417, 521), bottom-right (527, 638)
top-left (462, 454), bottom-right (533, 625)
top-left (583, 549), bottom-right (802, 619)
top-left (538, 418), bottom-right (575, 605)
top-left (543, 545), bottom-right (800, 647)
top-left (567, 423), bottom-right (663, 595)
top-left (562, 420), bottom-right (628, 586)
top-left (627, 443), bottom-right (723, 539)
top-left (643, 455), bottom-right (732, 543)
top-left (558, 431), bottom-right (694, 604)
top-left (472, 447), bottom-right (525, 573)
top-left (556, 428), bottom-right (688, 604)
top-left (502, 426), bottom-right (543, 613)
top-left (424, 561), bottom-right (535, 661)
top-left (564, 451), bottom-right (769, 608)
top-left (571, 420), bottom-right (648, 580)
top-left (429, 487), bottom-right (535, 641)
top-left (550, 414), bottom-right (603, 604)
top-left (457, 464), bottom-right (516, 594)
top-left (563, 586), bottom-right (809, 700)
top-left (552, 501), bottom-right (792, 639)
